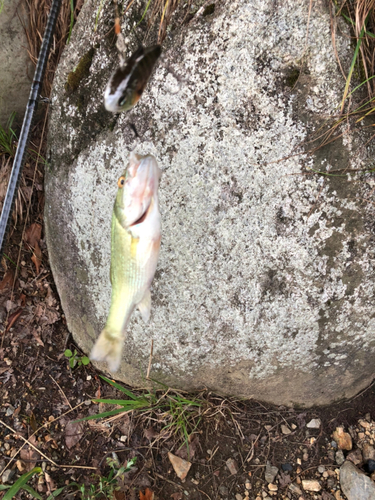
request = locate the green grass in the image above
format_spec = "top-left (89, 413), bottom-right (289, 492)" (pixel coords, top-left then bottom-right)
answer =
top-left (0, 455), bottom-right (136, 499)
top-left (340, 19), bottom-right (367, 113)
top-left (0, 112), bottom-right (17, 157)
top-left (0, 467), bottom-right (65, 500)
top-left (79, 375), bottom-right (203, 456)
top-left (70, 457), bottom-right (137, 499)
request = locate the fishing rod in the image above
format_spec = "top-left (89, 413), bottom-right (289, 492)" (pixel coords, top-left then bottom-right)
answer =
top-left (0, 0), bottom-right (63, 256)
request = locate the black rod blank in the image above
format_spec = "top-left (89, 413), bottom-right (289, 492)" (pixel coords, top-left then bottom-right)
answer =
top-left (0, 0), bottom-right (63, 255)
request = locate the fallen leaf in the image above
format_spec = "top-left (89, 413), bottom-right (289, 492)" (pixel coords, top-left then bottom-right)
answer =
top-left (168, 452), bottom-right (191, 482)
top-left (44, 307), bottom-right (60, 325)
top-left (171, 493), bottom-right (183, 500)
top-left (114, 492), bottom-right (126, 500)
top-left (32, 329), bottom-right (44, 346)
top-left (5, 308), bottom-right (23, 332)
top-left (0, 269), bottom-right (14, 291)
top-left (144, 426), bottom-right (159, 441)
top-left (139, 488), bottom-right (154, 500)
top-left (20, 435), bottom-right (40, 471)
top-left (30, 412), bottom-right (37, 432)
top-left (25, 223), bottom-right (42, 248)
top-left (31, 241), bottom-right (42, 274)
top-left (176, 435), bottom-right (199, 461)
top-left (65, 420), bottom-right (85, 449)
top-left (279, 471), bottom-right (291, 488)
top-left (44, 472), bottom-right (55, 495)
top-left (16, 459), bottom-right (26, 472)
top-left (45, 285), bottom-right (55, 307)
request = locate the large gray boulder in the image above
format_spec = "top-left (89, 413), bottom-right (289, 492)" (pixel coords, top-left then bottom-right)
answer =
top-left (45, 0), bottom-right (375, 405)
top-left (0, 0), bottom-right (33, 127)
top-left (340, 461), bottom-right (375, 500)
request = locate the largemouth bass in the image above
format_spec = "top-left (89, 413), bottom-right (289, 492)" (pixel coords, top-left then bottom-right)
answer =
top-left (104, 45), bottom-right (162, 113)
top-left (91, 152), bottom-right (161, 372)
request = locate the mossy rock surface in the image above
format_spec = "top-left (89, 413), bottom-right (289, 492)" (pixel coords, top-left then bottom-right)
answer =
top-left (46, 0), bottom-right (375, 406)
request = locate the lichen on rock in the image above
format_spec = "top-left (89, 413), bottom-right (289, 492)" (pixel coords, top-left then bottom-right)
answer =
top-left (45, 0), bottom-right (375, 405)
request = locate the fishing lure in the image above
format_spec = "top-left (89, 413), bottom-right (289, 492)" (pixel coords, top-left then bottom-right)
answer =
top-left (104, 45), bottom-right (162, 113)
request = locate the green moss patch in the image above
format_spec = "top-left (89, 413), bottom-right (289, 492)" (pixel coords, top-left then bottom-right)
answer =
top-left (65, 47), bottom-right (95, 93)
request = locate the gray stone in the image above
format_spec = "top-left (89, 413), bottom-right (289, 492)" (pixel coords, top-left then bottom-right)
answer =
top-left (289, 483), bottom-right (302, 496)
top-left (0, 0), bottom-right (33, 127)
top-left (5, 405), bottom-right (15, 417)
top-left (45, 0), bottom-right (375, 405)
top-left (307, 418), bottom-right (321, 429)
top-left (281, 425), bottom-right (292, 435)
top-left (363, 443), bottom-right (375, 462)
top-left (336, 450), bottom-right (345, 466)
top-left (265, 461), bottom-right (278, 484)
top-left (2, 468), bottom-right (15, 484)
top-left (340, 461), bottom-right (375, 500)
top-left (347, 449), bottom-right (363, 466)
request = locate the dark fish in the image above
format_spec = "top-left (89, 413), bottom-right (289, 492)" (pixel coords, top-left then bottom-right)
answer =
top-left (104, 45), bottom-right (162, 113)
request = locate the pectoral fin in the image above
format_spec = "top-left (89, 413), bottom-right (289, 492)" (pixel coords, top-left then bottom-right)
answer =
top-left (137, 289), bottom-right (151, 323)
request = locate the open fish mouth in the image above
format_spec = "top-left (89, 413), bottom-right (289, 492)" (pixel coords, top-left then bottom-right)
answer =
top-left (129, 201), bottom-right (151, 227)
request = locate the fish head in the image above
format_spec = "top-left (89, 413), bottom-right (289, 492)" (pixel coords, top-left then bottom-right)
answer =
top-left (115, 152), bottom-right (161, 230)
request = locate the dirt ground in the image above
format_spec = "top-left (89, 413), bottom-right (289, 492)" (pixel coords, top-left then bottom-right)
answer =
top-left (0, 109), bottom-right (375, 500)
top-left (1, 0), bottom-right (375, 497)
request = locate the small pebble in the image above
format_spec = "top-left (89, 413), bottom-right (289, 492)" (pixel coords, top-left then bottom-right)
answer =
top-left (318, 465), bottom-right (326, 474)
top-left (347, 448), bottom-right (362, 465)
top-left (307, 418), bottom-right (321, 429)
top-left (359, 419), bottom-right (371, 429)
top-left (235, 495), bottom-right (243, 500)
top-left (289, 483), bottom-right (302, 495)
top-left (265, 462), bottom-right (278, 484)
top-left (268, 483), bottom-right (278, 491)
top-left (327, 478), bottom-right (336, 488)
top-left (302, 479), bottom-right (321, 492)
top-left (226, 458), bottom-right (238, 475)
top-left (281, 424), bottom-right (291, 435)
top-left (335, 450), bottom-right (345, 465)
top-left (362, 442), bottom-right (375, 461)
top-left (5, 406), bottom-right (15, 417)
top-left (332, 427), bottom-right (352, 451)
top-left (281, 463), bottom-right (293, 472)
top-left (366, 459), bottom-right (375, 473)
top-left (2, 469), bottom-right (15, 484)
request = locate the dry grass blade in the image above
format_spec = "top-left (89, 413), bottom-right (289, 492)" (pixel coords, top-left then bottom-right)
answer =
top-left (335, 0), bottom-right (375, 115)
top-left (22, 0), bottom-right (82, 98)
top-left (147, 0), bottom-right (180, 43)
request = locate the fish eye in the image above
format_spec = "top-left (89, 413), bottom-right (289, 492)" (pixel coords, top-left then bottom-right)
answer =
top-left (118, 96), bottom-right (127, 107)
top-left (117, 176), bottom-right (125, 188)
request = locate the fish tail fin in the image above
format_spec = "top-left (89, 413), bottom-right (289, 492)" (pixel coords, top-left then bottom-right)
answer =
top-left (90, 328), bottom-right (124, 373)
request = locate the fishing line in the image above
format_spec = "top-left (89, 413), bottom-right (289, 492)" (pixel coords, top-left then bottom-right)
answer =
top-left (0, 0), bottom-right (63, 256)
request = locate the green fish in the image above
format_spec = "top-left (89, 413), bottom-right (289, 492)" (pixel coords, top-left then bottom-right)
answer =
top-left (104, 45), bottom-right (162, 113)
top-left (91, 152), bottom-right (162, 372)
